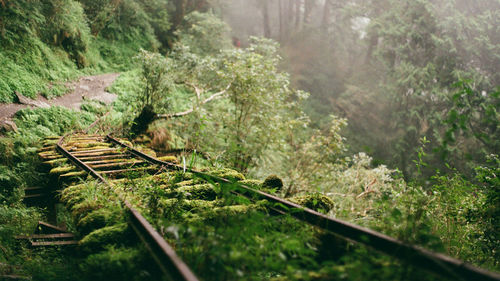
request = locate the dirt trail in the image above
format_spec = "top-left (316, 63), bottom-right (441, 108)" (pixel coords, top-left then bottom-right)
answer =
top-left (0, 73), bottom-right (120, 121)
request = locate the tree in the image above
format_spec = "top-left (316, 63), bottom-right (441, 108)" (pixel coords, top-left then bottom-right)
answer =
top-left (175, 11), bottom-right (231, 56)
top-left (215, 37), bottom-right (303, 170)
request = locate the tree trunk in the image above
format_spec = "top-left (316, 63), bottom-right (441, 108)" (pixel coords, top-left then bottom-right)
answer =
top-left (261, 0), bottom-right (271, 38)
top-left (303, 0), bottom-right (315, 26)
top-left (286, 0), bottom-right (294, 37)
top-left (321, 0), bottom-right (331, 33)
top-left (295, 0), bottom-right (301, 30)
top-left (364, 32), bottom-right (379, 65)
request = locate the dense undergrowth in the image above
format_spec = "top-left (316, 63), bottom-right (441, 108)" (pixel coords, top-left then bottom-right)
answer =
top-left (0, 105), bottom-right (98, 279)
top-left (56, 167), bottom-right (449, 281)
top-left (0, 0), bottom-right (498, 280)
top-left (0, 0), bottom-right (160, 103)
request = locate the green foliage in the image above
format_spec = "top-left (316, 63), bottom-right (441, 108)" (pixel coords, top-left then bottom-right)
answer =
top-left (440, 82), bottom-right (500, 173)
top-left (257, 115), bottom-right (347, 196)
top-left (0, 39), bottom-right (79, 102)
top-left (16, 247), bottom-right (83, 281)
top-left (14, 106), bottom-right (95, 139)
top-left (139, 0), bottom-right (171, 51)
top-left (78, 0), bottom-right (122, 36)
top-left (473, 154), bottom-right (500, 268)
top-left (0, 107), bottom-right (95, 203)
top-left (42, 0), bottom-right (92, 67)
top-left (0, 0), bottom-right (96, 102)
top-left (112, 170), bottom-right (335, 281)
top-left (176, 11), bottom-right (231, 56)
top-left (135, 49), bottom-right (173, 111)
top-left (0, 205), bottom-right (41, 242)
top-left (80, 246), bottom-right (151, 281)
top-left (0, 0), bottom-right (164, 103)
top-left (214, 37), bottom-right (306, 171)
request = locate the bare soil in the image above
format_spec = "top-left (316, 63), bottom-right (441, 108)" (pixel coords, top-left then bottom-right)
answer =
top-left (0, 73), bottom-right (120, 121)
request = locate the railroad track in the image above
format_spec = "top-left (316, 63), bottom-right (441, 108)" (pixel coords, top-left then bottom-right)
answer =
top-left (35, 133), bottom-right (500, 281)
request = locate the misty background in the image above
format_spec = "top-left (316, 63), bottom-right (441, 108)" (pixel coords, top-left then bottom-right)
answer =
top-left (214, 0), bottom-right (500, 180)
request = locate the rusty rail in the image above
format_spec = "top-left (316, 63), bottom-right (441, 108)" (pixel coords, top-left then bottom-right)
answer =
top-left (107, 134), bottom-right (500, 281)
top-left (56, 134), bottom-right (199, 281)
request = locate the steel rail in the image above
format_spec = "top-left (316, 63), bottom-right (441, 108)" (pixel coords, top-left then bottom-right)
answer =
top-left (56, 134), bottom-right (199, 281)
top-left (107, 134), bottom-right (500, 281)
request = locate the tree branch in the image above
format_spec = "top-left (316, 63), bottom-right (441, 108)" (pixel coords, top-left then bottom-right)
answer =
top-left (157, 83), bottom-right (231, 119)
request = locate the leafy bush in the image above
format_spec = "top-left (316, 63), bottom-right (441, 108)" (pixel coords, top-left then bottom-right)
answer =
top-left (135, 50), bottom-right (173, 111)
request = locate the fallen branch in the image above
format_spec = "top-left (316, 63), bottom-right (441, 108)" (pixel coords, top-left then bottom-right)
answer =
top-left (157, 83), bottom-right (231, 119)
top-left (356, 178), bottom-right (377, 199)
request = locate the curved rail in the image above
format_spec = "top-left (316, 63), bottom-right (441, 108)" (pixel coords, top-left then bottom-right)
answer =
top-left (56, 134), bottom-right (199, 281)
top-left (106, 134), bottom-right (500, 281)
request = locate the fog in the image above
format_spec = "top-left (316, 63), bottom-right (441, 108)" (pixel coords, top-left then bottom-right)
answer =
top-left (217, 0), bottom-right (500, 177)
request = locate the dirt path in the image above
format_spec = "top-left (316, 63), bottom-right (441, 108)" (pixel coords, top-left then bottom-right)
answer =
top-left (0, 73), bottom-right (120, 121)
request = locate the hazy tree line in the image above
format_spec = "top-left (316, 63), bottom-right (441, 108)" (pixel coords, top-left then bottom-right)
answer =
top-left (219, 0), bottom-right (499, 181)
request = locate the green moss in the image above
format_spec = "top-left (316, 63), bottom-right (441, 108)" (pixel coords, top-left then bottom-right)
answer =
top-left (212, 204), bottom-right (261, 217)
top-left (207, 168), bottom-right (245, 181)
top-left (79, 223), bottom-right (131, 252)
top-left (60, 171), bottom-right (87, 178)
top-left (42, 139), bottom-right (59, 146)
top-left (44, 158), bottom-right (68, 166)
top-left (73, 142), bottom-right (112, 148)
top-left (121, 140), bottom-right (134, 147)
top-left (73, 145), bottom-right (113, 151)
top-left (289, 194), bottom-right (335, 213)
top-left (157, 198), bottom-right (223, 212)
top-left (38, 151), bottom-right (60, 158)
top-left (157, 155), bottom-right (178, 163)
top-left (166, 184), bottom-right (217, 200)
top-left (81, 246), bottom-right (147, 280)
top-left (59, 183), bottom-right (88, 205)
top-left (263, 174), bottom-right (283, 190)
top-left (64, 196), bottom-right (86, 210)
top-left (50, 165), bottom-right (76, 174)
top-left (175, 179), bottom-right (196, 187)
top-left (134, 135), bottom-right (151, 143)
top-left (78, 208), bottom-right (122, 235)
top-left (239, 179), bottom-right (264, 189)
top-left (71, 200), bottom-right (101, 220)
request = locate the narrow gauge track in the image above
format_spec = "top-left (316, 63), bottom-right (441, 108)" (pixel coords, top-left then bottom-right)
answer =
top-left (39, 133), bottom-right (500, 281)
top-left (41, 133), bottom-right (199, 281)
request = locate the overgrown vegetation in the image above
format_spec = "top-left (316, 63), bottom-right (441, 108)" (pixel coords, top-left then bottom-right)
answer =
top-left (1, 0), bottom-right (499, 279)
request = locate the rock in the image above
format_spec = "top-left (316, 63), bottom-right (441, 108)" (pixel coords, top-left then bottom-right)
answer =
top-left (15, 91), bottom-right (49, 108)
top-left (0, 119), bottom-right (18, 133)
top-left (79, 85), bottom-right (90, 91)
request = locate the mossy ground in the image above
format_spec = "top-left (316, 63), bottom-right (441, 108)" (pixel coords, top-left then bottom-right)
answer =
top-left (55, 166), bottom-right (437, 281)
